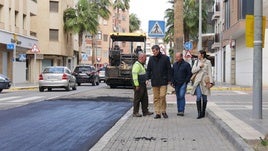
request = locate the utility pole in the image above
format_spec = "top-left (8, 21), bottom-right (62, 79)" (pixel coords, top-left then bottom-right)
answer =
top-left (11, 33), bottom-right (21, 86)
top-left (198, 0), bottom-right (202, 51)
top-left (252, 0), bottom-right (263, 119)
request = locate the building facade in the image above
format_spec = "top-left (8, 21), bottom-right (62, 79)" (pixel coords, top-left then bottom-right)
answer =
top-left (82, 1), bottom-right (130, 67)
top-left (0, 0), bottom-right (38, 84)
top-left (211, 0), bottom-right (268, 86)
top-left (0, 0), bottom-right (130, 84)
top-left (31, 0), bottom-right (77, 84)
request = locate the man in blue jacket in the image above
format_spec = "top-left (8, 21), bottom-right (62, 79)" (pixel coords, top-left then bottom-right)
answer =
top-left (171, 52), bottom-right (192, 116)
top-left (146, 45), bottom-right (172, 119)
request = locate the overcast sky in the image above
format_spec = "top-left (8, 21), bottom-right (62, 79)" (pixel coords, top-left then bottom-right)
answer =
top-left (129, 0), bottom-right (172, 33)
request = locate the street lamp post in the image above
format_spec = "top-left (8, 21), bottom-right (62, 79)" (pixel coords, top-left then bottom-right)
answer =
top-left (198, 0), bottom-right (202, 51)
top-left (252, 0), bottom-right (263, 119)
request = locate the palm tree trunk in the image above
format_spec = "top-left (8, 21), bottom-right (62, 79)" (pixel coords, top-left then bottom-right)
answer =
top-left (78, 32), bottom-right (83, 65)
top-left (174, 0), bottom-right (184, 57)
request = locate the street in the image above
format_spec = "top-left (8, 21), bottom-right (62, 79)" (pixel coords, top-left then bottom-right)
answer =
top-left (0, 83), bottom-right (133, 151)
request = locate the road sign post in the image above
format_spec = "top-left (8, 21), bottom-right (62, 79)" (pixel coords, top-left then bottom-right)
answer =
top-left (31, 44), bottom-right (40, 85)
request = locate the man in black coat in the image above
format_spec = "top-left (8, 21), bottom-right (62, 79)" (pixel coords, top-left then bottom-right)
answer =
top-left (171, 52), bottom-right (192, 116)
top-left (146, 45), bottom-right (172, 119)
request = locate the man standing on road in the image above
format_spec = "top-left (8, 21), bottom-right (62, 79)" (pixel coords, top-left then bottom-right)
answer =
top-left (132, 53), bottom-right (154, 117)
top-left (171, 52), bottom-right (192, 116)
top-left (146, 45), bottom-right (172, 119)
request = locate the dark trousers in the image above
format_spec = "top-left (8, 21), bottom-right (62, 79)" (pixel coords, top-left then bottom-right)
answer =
top-left (133, 84), bottom-right (149, 114)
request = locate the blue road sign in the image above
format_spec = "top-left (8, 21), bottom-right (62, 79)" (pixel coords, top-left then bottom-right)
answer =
top-left (19, 54), bottom-right (26, 61)
top-left (184, 41), bottom-right (193, 50)
top-left (7, 44), bottom-right (14, 50)
top-left (82, 54), bottom-right (88, 61)
top-left (148, 20), bottom-right (165, 38)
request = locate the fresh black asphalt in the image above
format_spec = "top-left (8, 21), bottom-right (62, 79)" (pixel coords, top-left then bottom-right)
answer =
top-left (0, 98), bottom-right (132, 151)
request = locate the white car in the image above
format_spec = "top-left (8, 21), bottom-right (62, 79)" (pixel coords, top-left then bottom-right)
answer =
top-left (38, 66), bottom-right (77, 92)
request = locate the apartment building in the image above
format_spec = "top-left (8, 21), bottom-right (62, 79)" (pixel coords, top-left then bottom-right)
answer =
top-left (83, 1), bottom-right (130, 67)
top-left (0, 0), bottom-right (38, 84)
top-left (1, 0), bottom-right (131, 84)
top-left (211, 0), bottom-right (268, 86)
top-left (33, 0), bottom-right (77, 82)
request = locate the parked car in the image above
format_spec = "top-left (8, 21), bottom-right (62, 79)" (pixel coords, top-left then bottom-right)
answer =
top-left (98, 67), bottom-right (106, 82)
top-left (72, 65), bottom-right (100, 86)
top-left (38, 66), bottom-right (77, 92)
top-left (0, 74), bottom-right (11, 93)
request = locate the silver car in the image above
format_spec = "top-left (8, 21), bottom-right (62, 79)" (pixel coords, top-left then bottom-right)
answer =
top-left (38, 66), bottom-right (77, 92)
top-left (98, 67), bottom-right (106, 82)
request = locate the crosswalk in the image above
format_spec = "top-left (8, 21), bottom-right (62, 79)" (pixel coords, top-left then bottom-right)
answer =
top-left (0, 96), bottom-right (44, 103)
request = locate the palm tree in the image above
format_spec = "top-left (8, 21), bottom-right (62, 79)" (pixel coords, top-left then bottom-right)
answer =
top-left (174, 0), bottom-right (184, 58)
top-left (113, 0), bottom-right (130, 32)
top-left (164, 1), bottom-right (175, 46)
top-left (164, 1), bottom-right (175, 62)
top-left (167, 0), bottom-right (208, 60)
top-left (184, 0), bottom-right (208, 41)
top-left (63, 0), bottom-right (111, 64)
top-left (129, 13), bottom-right (140, 32)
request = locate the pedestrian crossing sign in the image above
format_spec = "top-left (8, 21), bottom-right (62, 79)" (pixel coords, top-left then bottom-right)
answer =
top-left (82, 54), bottom-right (88, 61)
top-left (148, 20), bottom-right (165, 38)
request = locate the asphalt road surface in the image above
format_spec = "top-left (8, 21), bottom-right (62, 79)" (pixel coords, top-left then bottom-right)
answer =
top-left (0, 95), bottom-right (132, 151)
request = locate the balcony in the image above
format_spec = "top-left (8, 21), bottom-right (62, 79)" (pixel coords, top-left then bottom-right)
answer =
top-left (222, 20), bottom-right (245, 40)
top-left (212, 2), bottom-right (220, 20)
top-left (212, 33), bottom-right (220, 49)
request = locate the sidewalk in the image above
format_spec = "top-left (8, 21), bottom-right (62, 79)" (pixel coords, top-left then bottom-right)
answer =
top-left (90, 84), bottom-right (268, 151)
top-left (7, 82), bottom-right (268, 150)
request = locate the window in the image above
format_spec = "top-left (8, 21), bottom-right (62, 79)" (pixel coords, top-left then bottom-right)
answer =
top-left (238, 0), bottom-right (254, 19)
top-left (50, 1), bottom-right (59, 12)
top-left (103, 19), bottom-right (108, 25)
top-left (49, 29), bottom-right (59, 41)
top-left (224, 1), bottom-right (230, 29)
top-left (23, 14), bottom-right (26, 29)
top-left (0, 5), bottom-right (3, 23)
top-left (96, 47), bottom-right (102, 57)
top-left (103, 34), bottom-right (108, 42)
top-left (97, 31), bottom-right (102, 40)
top-left (122, 15), bottom-right (126, 21)
top-left (15, 11), bottom-right (19, 27)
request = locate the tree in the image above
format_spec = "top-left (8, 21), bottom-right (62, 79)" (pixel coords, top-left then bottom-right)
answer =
top-left (63, 0), bottom-right (111, 64)
top-left (183, 0), bottom-right (208, 41)
top-left (129, 13), bottom-right (140, 32)
top-left (113, 0), bottom-right (130, 32)
top-left (166, 0), bottom-right (209, 60)
top-left (164, 1), bottom-right (175, 62)
top-left (174, 0), bottom-right (184, 59)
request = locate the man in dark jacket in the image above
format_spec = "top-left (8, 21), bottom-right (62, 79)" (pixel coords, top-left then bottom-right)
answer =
top-left (146, 45), bottom-right (172, 119)
top-left (171, 52), bottom-right (192, 116)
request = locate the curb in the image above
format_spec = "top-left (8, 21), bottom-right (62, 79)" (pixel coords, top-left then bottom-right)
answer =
top-left (207, 109), bottom-right (254, 151)
top-left (8, 86), bottom-right (38, 91)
